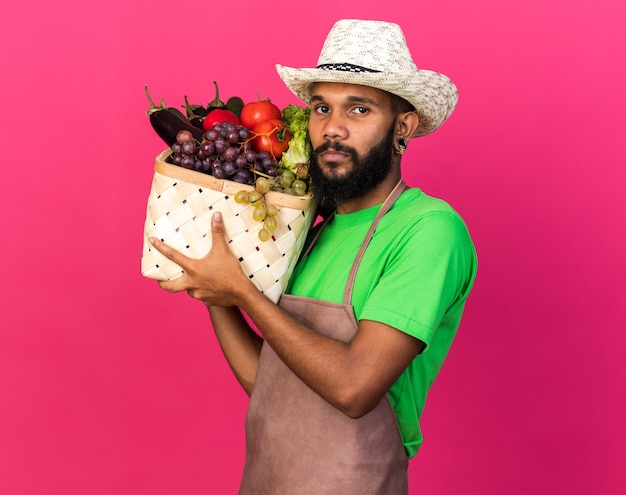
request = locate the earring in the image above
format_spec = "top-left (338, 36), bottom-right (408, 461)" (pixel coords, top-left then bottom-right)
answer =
top-left (395, 138), bottom-right (407, 155)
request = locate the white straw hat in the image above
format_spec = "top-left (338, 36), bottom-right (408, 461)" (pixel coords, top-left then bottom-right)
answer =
top-left (276, 19), bottom-right (458, 137)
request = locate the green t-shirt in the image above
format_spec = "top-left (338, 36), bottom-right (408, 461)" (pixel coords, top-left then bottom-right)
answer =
top-left (286, 187), bottom-right (477, 458)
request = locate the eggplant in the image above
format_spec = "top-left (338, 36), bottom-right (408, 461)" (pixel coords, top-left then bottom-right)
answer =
top-left (145, 86), bottom-right (204, 146)
top-left (182, 95), bottom-right (208, 129)
top-left (206, 81), bottom-right (226, 113)
top-left (149, 108), bottom-right (204, 147)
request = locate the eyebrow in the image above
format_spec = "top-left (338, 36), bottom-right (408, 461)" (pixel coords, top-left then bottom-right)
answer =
top-left (310, 94), bottom-right (381, 106)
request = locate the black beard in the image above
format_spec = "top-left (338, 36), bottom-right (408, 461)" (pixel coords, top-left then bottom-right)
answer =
top-left (309, 126), bottom-right (395, 210)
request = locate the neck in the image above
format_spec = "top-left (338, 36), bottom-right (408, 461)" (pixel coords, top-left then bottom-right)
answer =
top-left (335, 168), bottom-right (403, 214)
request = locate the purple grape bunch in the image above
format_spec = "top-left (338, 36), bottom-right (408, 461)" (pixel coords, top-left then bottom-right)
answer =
top-left (170, 123), bottom-right (279, 185)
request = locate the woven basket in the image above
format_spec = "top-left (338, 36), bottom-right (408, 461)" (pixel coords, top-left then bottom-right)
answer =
top-left (141, 150), bottom-right (316, 303)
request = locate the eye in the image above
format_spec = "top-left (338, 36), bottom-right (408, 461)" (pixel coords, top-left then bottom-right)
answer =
top-left (352, 106), bottom-right (369, 115)
top-left (314, 104), bottom-right (330, 114)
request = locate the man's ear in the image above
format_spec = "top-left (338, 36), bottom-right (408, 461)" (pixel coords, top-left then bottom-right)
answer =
top-left (395, 111), bottom-right (419, 140)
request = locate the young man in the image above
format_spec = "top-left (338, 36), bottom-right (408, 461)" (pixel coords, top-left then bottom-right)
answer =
top-left (150, 19), bottom-right (477, 495)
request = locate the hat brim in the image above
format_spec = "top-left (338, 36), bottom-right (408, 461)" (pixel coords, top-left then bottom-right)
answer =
top-left (276, 65), bottom-right (458, 137)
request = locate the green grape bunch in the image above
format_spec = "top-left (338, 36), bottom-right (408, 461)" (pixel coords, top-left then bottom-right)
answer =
top-left (234, 169), bottom-right (310, 242)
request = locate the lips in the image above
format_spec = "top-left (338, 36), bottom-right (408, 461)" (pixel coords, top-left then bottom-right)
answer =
top-left (320, 149), bottom-right (349, 162)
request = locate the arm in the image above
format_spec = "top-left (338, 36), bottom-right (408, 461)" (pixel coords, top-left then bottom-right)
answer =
top-left (151, 212), bottom-right (424, 417)
top-left (240, 293), bottom-right (425, 418)
top-left (207, 305), bottom-right (263, 396)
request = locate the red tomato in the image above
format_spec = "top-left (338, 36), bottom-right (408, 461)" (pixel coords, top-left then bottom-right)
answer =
top-left (202, 109), bottom-right (241, 131)
top-left (241, 101), bottom-right (282, 130)
top-left (252, 119), bottom-right (291, 160)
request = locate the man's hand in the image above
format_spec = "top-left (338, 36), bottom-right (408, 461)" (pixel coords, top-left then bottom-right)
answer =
top-left (149, 211), bottom-right (252, 307)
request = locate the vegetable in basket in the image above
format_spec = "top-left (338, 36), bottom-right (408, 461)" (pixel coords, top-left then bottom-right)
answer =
top-left (145, 86), bottom-right (203, 147)
top-left (202, 108), bottom-right (241, 131)
top-left (182, 95), bottom-right (209, 129)
top-left (179, 81), bottom-right (243, 131)
top-left (241, 99), bottom-right (283, 130)
top-left (281, 104), bottom-right (312, 181)
top-left (193, 81), bottom-right (241, 129)
top-left (251, 119), bottom-right (291, 160)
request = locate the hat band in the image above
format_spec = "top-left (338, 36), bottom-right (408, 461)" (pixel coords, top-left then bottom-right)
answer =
top-left (317, 63), bottom-right (381, 73)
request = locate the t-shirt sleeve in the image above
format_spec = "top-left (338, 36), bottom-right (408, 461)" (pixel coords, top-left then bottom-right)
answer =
top-left (359, 211), bottom-right (477, 348)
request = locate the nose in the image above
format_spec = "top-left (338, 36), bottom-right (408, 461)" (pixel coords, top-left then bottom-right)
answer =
top-left (321, 112), bottom-right (348, 141)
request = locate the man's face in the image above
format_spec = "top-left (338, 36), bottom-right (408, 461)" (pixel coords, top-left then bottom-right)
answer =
top-left (307, 83), bottom-right (397, 205)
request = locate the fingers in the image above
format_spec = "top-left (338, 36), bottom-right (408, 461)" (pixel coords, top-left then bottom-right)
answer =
top-left (150, 212), bottom-right (226, 265)
top-left (212, 211), bottom-right (224, 233)
top-left (148, 237), bottom-right (191, 269)
top-left (148, 237), bottom-right (190, 293)
top-left (158, 278), bottom-right (183, 293)
top-left (211, 211), bottom-right (226, 244)
top-left (209, 211), bottom-right (232, 255)
top-left (150, 211), bottom-right (227, 295)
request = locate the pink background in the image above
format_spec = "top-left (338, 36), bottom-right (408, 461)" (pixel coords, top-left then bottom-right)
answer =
top-left (2, 0), bottom-right (624, 493)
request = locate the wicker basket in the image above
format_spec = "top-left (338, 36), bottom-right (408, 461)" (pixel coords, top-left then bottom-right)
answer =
top-left (141, 150), bottom-right (316, 303)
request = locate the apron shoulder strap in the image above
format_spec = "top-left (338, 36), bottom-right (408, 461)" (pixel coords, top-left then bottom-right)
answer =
top-left (343, 180), bottom-right (407, 305)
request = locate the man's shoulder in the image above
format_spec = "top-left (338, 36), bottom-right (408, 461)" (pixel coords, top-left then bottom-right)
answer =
top-left (386, 189), bottom-right (475, 255)
top-left (393, 188), bottom-right (465, 222)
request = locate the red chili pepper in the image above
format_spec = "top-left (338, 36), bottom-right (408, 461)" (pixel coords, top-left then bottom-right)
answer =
top-left (202, 109), bottom-right (241, 131)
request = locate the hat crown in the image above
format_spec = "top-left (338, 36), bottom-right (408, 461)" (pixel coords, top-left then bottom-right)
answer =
top-left (317, 20), bottom-right (418, 73)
